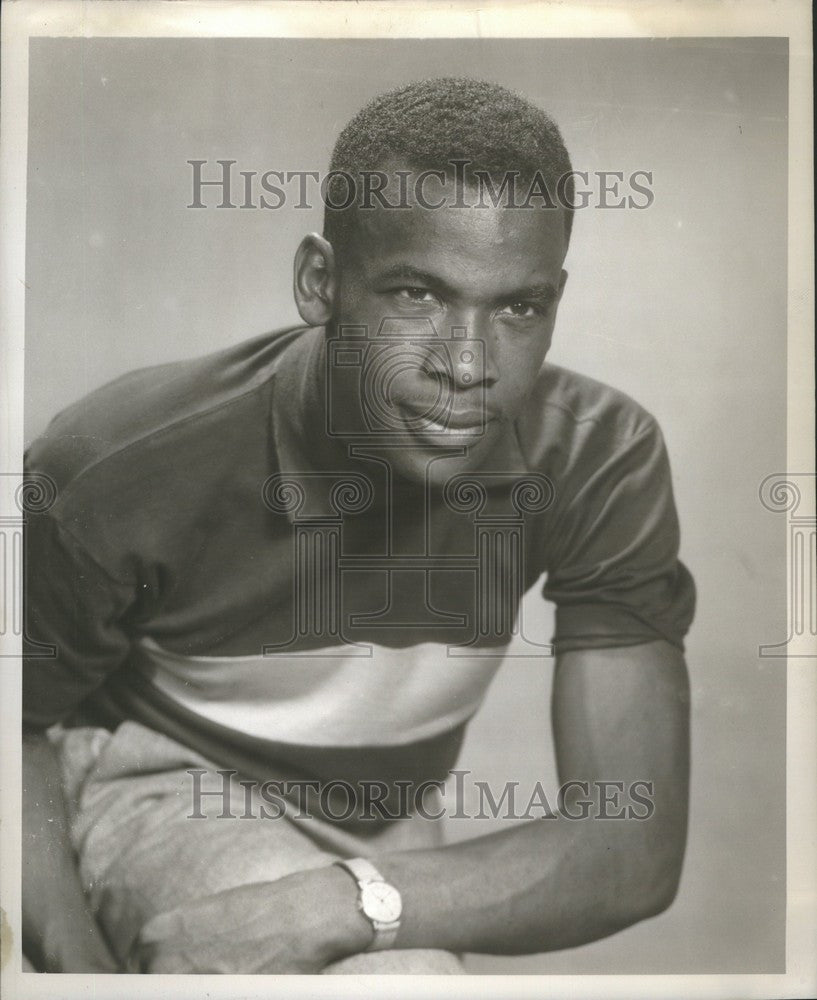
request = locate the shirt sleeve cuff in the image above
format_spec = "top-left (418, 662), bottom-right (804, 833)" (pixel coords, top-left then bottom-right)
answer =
top-left (553, 601), bottom-right (688, 654)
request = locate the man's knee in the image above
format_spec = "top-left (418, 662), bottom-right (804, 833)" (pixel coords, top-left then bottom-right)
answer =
top-left (324, 947), bottom-right (465, 974)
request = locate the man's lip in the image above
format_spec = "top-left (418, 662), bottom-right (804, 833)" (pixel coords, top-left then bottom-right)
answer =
top-left (399, 404), bottom-right (499, 429)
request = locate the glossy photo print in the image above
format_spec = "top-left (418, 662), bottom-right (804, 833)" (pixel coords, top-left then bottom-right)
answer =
top-left (1, 3), bottom-right (814, 999)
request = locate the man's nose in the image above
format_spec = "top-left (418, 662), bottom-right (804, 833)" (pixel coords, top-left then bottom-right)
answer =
top-left (420, 318), bottom-right (499, 389)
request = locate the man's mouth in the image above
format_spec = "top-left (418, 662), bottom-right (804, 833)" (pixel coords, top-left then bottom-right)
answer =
top-left (398, 402), bottom-right (499, 441)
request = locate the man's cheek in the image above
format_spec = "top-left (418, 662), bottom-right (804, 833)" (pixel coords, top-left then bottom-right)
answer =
top-left (500, 382), bottom-right (535, 419)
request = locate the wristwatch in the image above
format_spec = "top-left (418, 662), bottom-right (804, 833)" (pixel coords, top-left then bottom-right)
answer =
top-left (334, 857), bottom-right (403, 951)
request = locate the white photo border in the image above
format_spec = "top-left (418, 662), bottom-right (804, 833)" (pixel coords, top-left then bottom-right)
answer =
top-left (1, 2), bottom-right (814, 998)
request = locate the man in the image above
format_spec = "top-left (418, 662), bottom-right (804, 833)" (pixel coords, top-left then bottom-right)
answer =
top-left (22, 77), bottom-right (695, 974)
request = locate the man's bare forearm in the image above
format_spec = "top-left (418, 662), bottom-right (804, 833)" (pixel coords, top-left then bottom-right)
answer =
top-left (372, 800), bottom-right (685, 955)
top-left (366, 641), bottom-right (689, 956)
top-left (22, 731), bottom-right (119, 972)
top-left (125, 803), bottom-right (683, 974)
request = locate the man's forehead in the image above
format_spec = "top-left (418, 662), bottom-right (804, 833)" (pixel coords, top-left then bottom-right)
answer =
top-left (351, 195), bottom-right (568, 277)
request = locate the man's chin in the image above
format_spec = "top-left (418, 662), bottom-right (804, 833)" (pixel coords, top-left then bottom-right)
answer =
top-left (386, 438), bottom-right (499, 488)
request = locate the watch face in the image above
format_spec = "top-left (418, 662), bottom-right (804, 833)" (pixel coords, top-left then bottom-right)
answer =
top-left (361, 881), bottom-right (402, 924)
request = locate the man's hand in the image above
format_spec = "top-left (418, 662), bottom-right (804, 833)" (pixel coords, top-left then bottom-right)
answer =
top-left (130, 864), bottom-right (373, 974)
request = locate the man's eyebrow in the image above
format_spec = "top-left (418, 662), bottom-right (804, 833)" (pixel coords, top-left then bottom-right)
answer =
top-left (496, 282), bottom-right (560, 304)
top-left (374, 266), bottom-right (559, 303)
top-left (374, 264), bottom-right (449, 288)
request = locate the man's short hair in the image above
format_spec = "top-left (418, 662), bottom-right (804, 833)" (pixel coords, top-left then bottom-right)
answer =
top-left (323, 76), bottom-right (575, 253)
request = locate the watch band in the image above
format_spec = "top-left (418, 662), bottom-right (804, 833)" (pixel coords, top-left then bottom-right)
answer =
top-left (338, 856), bottom-right (384, 885)
top-left (335, 857), bottom-right (402, 952)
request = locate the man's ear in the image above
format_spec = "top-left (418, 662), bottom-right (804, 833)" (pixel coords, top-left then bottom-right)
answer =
top-left (293, 233), bottom-right (337, 326)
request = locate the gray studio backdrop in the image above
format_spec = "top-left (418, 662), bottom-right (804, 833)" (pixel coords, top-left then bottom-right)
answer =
top-left (25, 37), bottom-right (787, 974)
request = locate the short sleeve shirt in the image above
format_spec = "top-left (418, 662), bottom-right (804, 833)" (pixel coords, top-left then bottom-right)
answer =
top-left (23, 325), bottom-right (695, 793)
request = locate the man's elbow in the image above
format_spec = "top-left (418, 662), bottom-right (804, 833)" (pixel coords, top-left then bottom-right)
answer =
top-left (617, 842), bottom-right (685, 926)
top-left (643, 853), bottom-right (684, 919)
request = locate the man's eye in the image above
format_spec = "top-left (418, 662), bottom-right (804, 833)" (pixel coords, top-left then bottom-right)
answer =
top-left (499, 302), bottom-right (539, 319)
top-left (395, 287), bottom-right (437, 304)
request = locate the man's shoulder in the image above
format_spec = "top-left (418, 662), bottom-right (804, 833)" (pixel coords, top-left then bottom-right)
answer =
top-left (515, 363), bottom-right (661, 475)
top-left (26, 326), bottom-right (306, 494)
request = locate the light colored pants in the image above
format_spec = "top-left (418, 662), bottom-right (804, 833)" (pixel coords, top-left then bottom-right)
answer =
top-left (51, 720), bottom-right (463, 974)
